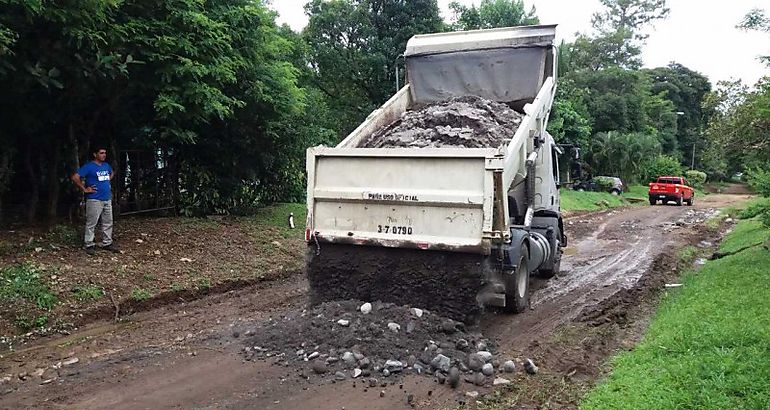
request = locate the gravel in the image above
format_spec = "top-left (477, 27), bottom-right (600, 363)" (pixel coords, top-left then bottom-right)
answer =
top-left (360, 96), bottom-right (524, 149)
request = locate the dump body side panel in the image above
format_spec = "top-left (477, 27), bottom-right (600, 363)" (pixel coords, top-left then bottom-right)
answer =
top-left (306, 148), bottom-right (499, 255)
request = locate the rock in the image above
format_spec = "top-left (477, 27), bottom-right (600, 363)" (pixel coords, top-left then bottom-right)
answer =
top-left (427, 342), bottom-right (438, 352)
top-left (477, 342), bottom-right (488, 351)
top-left (458, 362), bottom-right (469, 372)
top-left (406, 321), bottom-right (415, 334)
top-left (380, 390), bottom-right (385, 398)
top-left (359, 357), bottom-right (371, 369)
top-left (354, 352), bottom-right (365, 361)
top-left (312, 360), bottom-right (328, 374)
top-left (448, 367), bottom-right (460, 388)
top-left (383, 368), bottom-right (390, 377)
top-left (337, 319), bottom-right (350, 327)
top-left (413, 363), bottom-right (424, 374)
top-left (387, 322), bottom-right (401, 333)
top-left (493, 377), bottom-right (511, 386)
top-left (335, 371), bottom-right (347, 381)
top-left (296, 349), bottom-right (305, 356)
top-left (369, 378), bottom-right (378, 388)
top-left (477, 351), bottom-right (493, 363)
top-left (360, 303), bottom-right (372, 314)
top-left (441, 320), bottom-right (457, 334)
top-left (352, 368), bottom-right (362, 378)
top-left (0, 376), bottom-right (11, 385)
top-left (410, 308), bottom-right (424, 318)
top-left (481, 363), bottom-right (494, 376)
top-left (307, 351), bottom-right (319, 360)
top-left (62, 357), bottom-right (79, 366)
top-left (407, 393), bottom-right (414, 405)
top-left (430, 354), bottom-right (451, 373)
top-left (342, 352), bottom-right (357, 367)
top-left (406, 355), bottom-right (417, 368)
top-left (455, 338), bottom-right (470, 352)
top-left (524, 359), bottom-right (539, 375)
top-left (473, 372), bottom-right (486, 386)
top-left (502, 360), bottom-right (516, 373)
top-left (725, 218), bottom-right (734, 224)
top-left (467, 353), bottom-right (485, 371)
top-left (466, 391), bottom-right (479, 399)
top-left (384, 360), bottom-right (404, 373)
top-left (33, 368), bottom-right (45, 378)
top-left (435, 371), bottom-right (447, 385)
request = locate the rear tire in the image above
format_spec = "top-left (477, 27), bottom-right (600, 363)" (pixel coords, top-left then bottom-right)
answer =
top-left (504, 243), bottom-right (530, 313)
top-left (649, 197), bottom-right (656, 206)
top-left (687, 196), bottom-right (694, 206)
top-left (676, 196), bottom-right (683, 206)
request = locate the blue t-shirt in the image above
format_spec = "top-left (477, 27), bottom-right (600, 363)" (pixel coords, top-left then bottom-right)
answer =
top-left (77, 161), bottom-right (113, 201)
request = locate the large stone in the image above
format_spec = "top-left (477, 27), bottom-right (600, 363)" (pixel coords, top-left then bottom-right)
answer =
top-left (481, 363), bottom-right (494, 377)
top-left (311, 360), bottom-right (328, 374)
top-left (337, 319), bottom-right (350, 327)
top-left (524, 358), bottom-right (539, 375)
top-left (448, 367), bottom-right (460, 388)
top-left (467, 353), bottom-right (485, 372)
top-left (385, 359), bottom-right (404, 373)
top-left (431, 354), bottom-right (451, 373)
top-left (342, 351), bottom-right (356, 367)
top-left (387, 322), bottom-right (401, 333)
top-left (455, 338), bottom-right (470, 352)
top-left (502, 360), bottom-right (516, 373)
top-left (435, 370), bottom-right (447, 385)
top-left (493, 377), bottom-right (511, 386)
top-left (477, 351), bottom-right (493, 362)
top-left (360, 302), bottom-right (372, 314)
top-left (410, 308), bottom-right (424, 318)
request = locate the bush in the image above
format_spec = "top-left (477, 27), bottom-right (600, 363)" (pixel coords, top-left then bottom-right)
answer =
top-left (640, 155), bottom-right (683, 183)
top-left (685, 170), bottom-right (707, 187)
top-left (593, 176), bottom-right (616, 191)
top-left (746, 168), bottom-right (770, 197)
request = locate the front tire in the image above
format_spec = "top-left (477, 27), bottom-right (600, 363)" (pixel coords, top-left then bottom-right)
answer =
top-left (676, 196), bottom-right (683, 206)
top-left (611, 189), bottom-right (621, 196)
top-left (504, 243), bottom-right (530, 313)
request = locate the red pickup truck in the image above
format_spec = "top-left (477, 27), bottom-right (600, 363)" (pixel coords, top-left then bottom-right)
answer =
top-left (648, 176), bottom-right (695, 206)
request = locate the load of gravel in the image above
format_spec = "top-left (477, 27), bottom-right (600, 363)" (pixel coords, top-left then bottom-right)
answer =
top-left (359, 95), bottom-right (524, 149)
top-left (240, 300), bottom-right (520, 387)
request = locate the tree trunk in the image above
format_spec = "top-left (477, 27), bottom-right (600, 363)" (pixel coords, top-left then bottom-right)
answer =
top-left (47, 137), bottom-right (62, 220)
top-left (24, 142), bottom-right (40, 224)
top-left (0, 150), bottom-right (10, 224)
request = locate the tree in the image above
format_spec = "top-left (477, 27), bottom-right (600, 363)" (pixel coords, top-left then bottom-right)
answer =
top-left (449, 0), bottom-right (538, 31)
top-left (571, 0), bottom-right (669, 70)
top-left (738, 8), bottom-right (770, 65)
top-left (644, 63), bottom-right (712, 164)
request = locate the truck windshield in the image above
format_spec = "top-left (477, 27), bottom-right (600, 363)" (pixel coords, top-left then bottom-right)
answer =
top-left (657, 178), bottom-right (680, 184)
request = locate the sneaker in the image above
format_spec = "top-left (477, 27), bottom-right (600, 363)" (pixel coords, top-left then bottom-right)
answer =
top-left (100, 244), bottom-right (120, 253)
top-left (85, 246), bottom-right (96, 256)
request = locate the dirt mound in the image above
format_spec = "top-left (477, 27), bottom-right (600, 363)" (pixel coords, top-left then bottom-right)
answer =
top-left (241, 300), bottom-right (516, 385)
top-left (360, 96), bottom-right (524, 148)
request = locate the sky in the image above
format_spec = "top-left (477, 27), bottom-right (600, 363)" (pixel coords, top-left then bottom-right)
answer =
top-left (270, 0), bottom-right (769, 86)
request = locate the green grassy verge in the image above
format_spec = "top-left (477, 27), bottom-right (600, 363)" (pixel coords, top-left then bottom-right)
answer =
top-left (560, 189), bottom-right (629, 212)
top-left (581, 218), bottom-right (770, 410)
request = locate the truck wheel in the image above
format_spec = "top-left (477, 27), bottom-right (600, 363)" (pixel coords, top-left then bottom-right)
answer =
top-left (687, 196), bottom-right (694, 206)
top-left (611, 189), bottom-right (620, 196)
top-left (648, 197), bottom-right (656, 206)
top-left (676, 196), bottom-right (683, 206)
top-left (504, 243), bottom-right (530, 313)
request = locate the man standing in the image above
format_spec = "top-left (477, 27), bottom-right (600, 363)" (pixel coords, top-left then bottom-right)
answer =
top-left (70, 147), bottom-right (119, 255)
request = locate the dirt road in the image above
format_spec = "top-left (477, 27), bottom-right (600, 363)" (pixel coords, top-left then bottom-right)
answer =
top-left (0, 193), bottom-right (749, 409)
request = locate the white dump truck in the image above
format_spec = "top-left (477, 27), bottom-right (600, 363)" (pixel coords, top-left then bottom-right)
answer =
top-left (305, 25), bottom-right (565, 322)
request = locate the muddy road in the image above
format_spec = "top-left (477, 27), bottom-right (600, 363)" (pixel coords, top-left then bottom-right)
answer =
top-left (0, 194), bottom-right (749, 409)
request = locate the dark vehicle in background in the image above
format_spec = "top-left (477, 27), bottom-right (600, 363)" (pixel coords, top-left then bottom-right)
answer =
top-left (573, 176), bottom-right (624, 195)
top-left (648, 176), bottom-right (695, 206)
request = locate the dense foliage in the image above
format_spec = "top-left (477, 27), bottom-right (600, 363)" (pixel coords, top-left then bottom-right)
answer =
top-left (0, 0), bottom-right (766, 222)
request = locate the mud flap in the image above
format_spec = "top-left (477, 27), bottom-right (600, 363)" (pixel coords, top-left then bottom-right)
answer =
top-left (306, 243), bottom-right (487, 323)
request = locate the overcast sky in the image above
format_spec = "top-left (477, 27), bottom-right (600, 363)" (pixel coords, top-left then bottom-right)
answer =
top-left (270, 0), bottom-right (769, 86)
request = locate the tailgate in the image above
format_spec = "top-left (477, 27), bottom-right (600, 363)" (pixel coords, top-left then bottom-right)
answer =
top-left (306, 147), bottom-right (499, 254)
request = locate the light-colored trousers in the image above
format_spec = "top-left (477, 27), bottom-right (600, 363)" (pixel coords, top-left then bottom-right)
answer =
top-left (85, 199), bottom-right (113, 247)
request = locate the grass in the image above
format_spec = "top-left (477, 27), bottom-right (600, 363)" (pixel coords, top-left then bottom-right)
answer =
top-left (73, 284), bottom-right (104, 302)
top-left (0, 263), bottom-right (57, 310)
top-left (581, 217), bottom-right (770, 410)
top-left (131, 288), bottom-right (153, 301)
top-left (249, 202), bottom-right (307, 238)
top-left (560, 189), bottom-right (629, 212)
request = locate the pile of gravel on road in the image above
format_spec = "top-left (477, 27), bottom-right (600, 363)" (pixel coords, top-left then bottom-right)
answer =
top-left (241, 300), bottom-right (524, 387)
top-left (360, 95), bottom-right (524, 148)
